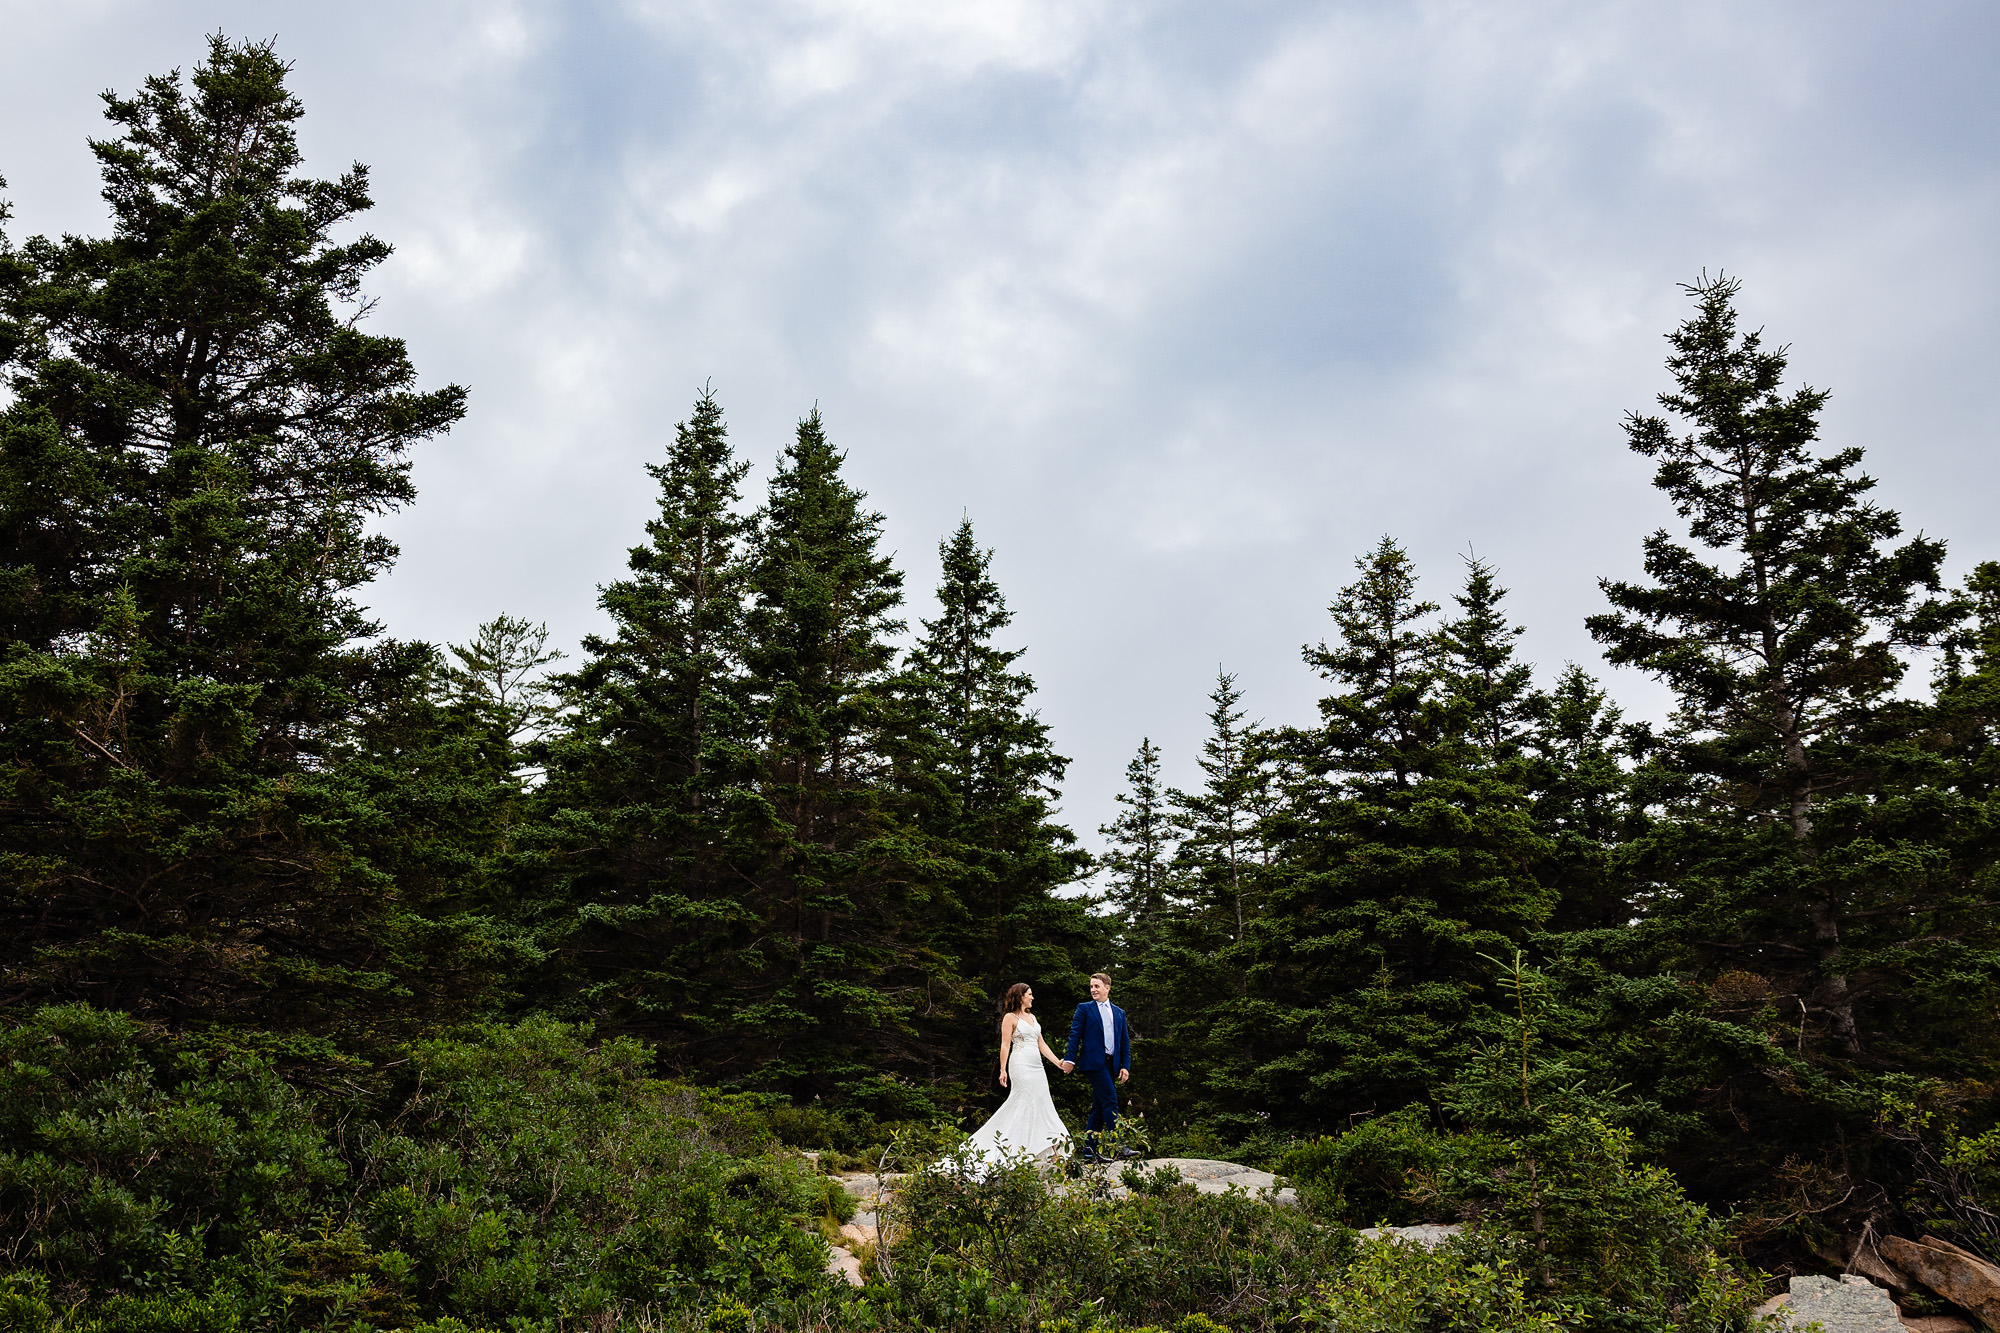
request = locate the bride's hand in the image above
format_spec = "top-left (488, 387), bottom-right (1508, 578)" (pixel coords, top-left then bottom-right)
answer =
top-left (999, 1071), bottom-right (1009, 1087)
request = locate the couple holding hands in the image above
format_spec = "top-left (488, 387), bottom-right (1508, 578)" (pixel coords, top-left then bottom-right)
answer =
top-left (962, 972), bottom-right (1135, 1169)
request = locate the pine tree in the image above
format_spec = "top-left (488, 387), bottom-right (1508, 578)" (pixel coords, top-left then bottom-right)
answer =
top-left (445, 615), bottom-right (565, 771)
top-left (526, 387), bottom-right (761, 1068)
top-left (1168, 670), bottom-right (1268, 947)
top-left (901, 518), bottom-right (1092, 1083)
top-left (737, 409), bottom-right (947, 1109)
top-left (1588, 273), bottom-right (1957, 1054)
top-left (1222, 538), bottom-right (1551, 1128)
top-left (1099, 738), bottom-right (1174, 956)
top-left (1436, 553), bottom-right (1538, 765)
top-left (1135, 671), bottom-right (1275, 1120)
top-left (1524, 665), bottom-right (1636, 931)
top-left (1305, 536), bottom-right (1441, 790)
top-left (0, 37), bottom-right (470, 1034)
top-left (1095, 734), bottom-right (1176, 1060)
top-left (1913, 561), bottom-right (2000, 1077)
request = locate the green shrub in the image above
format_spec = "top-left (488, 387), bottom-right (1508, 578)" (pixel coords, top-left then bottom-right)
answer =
top-left (882, 1150), bottom-right (1352, 1330)
top-left (1303, 1233), bottom-right (1562, 1333)
top-left (0, 1273), bottom-right (54, 1333)
top-left (767, 1102), bottom-right (883, 1155)
top-left (1149, 1122), bottom-right (1229, 1160)
top-left (0, 1008), bottom-right (840, 1331)
top-left (1467, 1114), bottom-right (1759, 1332)
top-left (1278, 1105), bottom-right (1498, 1226)
top-left (0, 1005), bottom-right (339, 1293)
top-left (705, 1302), bottom-right (755, 1333)
top-left (360, 1018), bottom-right (835, 1322)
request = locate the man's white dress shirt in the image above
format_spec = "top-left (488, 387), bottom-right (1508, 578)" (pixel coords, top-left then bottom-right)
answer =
top-left (1097, 999), bottom-right (1115, 1058)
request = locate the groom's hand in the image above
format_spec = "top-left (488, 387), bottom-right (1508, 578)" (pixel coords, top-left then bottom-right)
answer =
top-left (1117, 1068), bottom-right (1129, 1084)
top-left (1059, 1060), bottom-right (1073, 1073)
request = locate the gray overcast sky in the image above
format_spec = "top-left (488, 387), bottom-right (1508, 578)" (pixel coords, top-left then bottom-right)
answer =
top-left (5, 1), bottom-right (1998, 850)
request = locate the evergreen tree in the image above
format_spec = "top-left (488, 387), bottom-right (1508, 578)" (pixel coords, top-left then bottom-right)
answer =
top-left (1168, 670), bottom-right (1267, 947)
top-left (901, 518), bottom-right (1092, 1083)
top-left (1524, 665), bottom-right (1637, 932)
top-left (1588, 273), bottom-right (1958, 1055)
top-left (1916, 560), bottom-right (2000, 1077)
top-left (1100, 738), bottom-right (1174, 955)
top-left (1220, 538), bottom-right (1551, 1129)
top-left (0, 37), bottom-right (470, 1034)
top-left (445, 614), bottom-right (565, 773)
top-left (737, 410), bottom-right (947, 1109)
top-left (1569, 278), bottom-right (2000, 1251)
top-left (527, 387), bottom-right (761, 1068)
top-left (1095, 734), bottom-right (1175, 1059)
top-left (1136, 671), bottom-right (1275, 1120)
top-left (1305, 536), bottom-right (1440, 789)
top-left (1436, 553), bottom-right (1538, 765)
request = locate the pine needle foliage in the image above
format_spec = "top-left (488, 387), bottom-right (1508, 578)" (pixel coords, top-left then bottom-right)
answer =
top-left (0, 36), bottom-right (480, 1036)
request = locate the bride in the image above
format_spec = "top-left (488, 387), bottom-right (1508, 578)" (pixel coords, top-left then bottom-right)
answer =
top-left (959, 982), bottom-right (1074, 1171)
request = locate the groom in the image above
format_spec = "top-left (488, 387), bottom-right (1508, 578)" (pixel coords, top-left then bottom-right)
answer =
top-left (1064, 972), bottom-right (1134, 1162)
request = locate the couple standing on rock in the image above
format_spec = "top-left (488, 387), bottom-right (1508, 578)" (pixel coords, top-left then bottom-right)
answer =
top-left (961, 972), bottom-right (1135, 1170)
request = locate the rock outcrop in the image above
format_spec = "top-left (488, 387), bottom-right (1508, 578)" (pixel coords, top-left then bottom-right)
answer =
top-left (1104, 1157), bottom-right (1298, 1204)
top-left (1762, 1275), bottom-right (1905, 1332)
top-left (1357, 1222), bottom-right (1464, 1248)
top-left (1879, 1235), bottom-right (2000, 1330)
top-left (825, 1245), bottom-right (865, 1286)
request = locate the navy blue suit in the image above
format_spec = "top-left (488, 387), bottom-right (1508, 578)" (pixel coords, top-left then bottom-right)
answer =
top-left (1065, 1000), bottom-right (1132, 1157)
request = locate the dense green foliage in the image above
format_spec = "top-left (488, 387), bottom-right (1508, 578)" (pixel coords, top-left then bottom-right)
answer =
top-left (4, 32), bottom-right (2000, 1333)
top-left (0, 35), bottom-right (492, 1038)
top-left (0, 1006), bottom-right (836, 1331)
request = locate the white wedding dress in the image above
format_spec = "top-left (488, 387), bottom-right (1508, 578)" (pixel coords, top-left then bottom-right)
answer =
top-left (959, 1015), bottom-right (1071, 1172)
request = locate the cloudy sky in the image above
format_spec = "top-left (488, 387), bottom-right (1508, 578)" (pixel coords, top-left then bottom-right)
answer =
top-left (5, 1), bottom-right (1998, 845)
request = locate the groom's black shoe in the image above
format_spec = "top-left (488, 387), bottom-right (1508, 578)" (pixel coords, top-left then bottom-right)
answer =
top-left (1113, 1146), bottom-right (1141, 1160)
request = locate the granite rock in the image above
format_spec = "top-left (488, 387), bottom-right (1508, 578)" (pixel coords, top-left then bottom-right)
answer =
top-left (1357, 1223), bottom-right (1465, 1248)
top-left (1105, 1157), bottom-right (1299, 1204)
top-left (1879, 1236), bottom-right (2000, 1330)
top-left (826, 1245), bottom-right (864, 1287)
top-left (1776, 1274), bottom-right (1905, 1333)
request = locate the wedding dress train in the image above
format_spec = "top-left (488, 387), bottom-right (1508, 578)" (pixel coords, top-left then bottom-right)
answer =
top-left (960, 1014), bottom-right (1071, 1172)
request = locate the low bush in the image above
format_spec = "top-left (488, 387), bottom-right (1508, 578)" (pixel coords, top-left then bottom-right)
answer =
top-left (873, 1154), bottom-right (1354, 1330)
top-left (0, 1006), bottom-right (838, 1331)
top-left (1274, 1104), bottom-right (1762, 1332)
top-left (0, 1004), bottom-right (1764, 1332)
top-left (1302, 1232), bottom-right (1562, 1333)
top-left (1466, 1114), bottom-right (1759, 1332)
top-left (1278, 1105), bottom-right (1498, 1226)
top-left (364, 1018), bottom-right (835, 1324)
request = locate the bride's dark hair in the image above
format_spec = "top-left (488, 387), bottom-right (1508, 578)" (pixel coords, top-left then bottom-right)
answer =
top-left (1001, 982), bottom-right (1031, 1015)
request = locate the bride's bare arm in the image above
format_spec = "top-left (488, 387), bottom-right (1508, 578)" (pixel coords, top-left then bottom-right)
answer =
top-left (998, 1013), bottom-right (1018, 1087)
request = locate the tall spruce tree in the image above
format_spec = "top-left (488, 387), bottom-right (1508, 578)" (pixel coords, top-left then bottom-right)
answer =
top-left (1524, 665), bottom-right (1637, 932)
top-left (1139, 671), bottom-right (1274, 1119)
top-left (901, 518), bottom-right (1092, 1084)
top-left (1097, 736), bottom-right (1175, 1052)
top-left (1168, 671), bottom-right (1266, 947)
top-left (527, 388), bottom-right (762, 1066)
top-left (0, 37), bottom-right (471, 1034)
top-left (1588, 274), bottom-right (1957, 1056)
top-left (1221, 538), bottom-right (1551, 1127)
top-left (738, 410), bottom-right (949, 1109)
top-left (1100, 739), bottom-right (1174, 954)
top-left (1436, 553), bottom-right (1538, 765)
